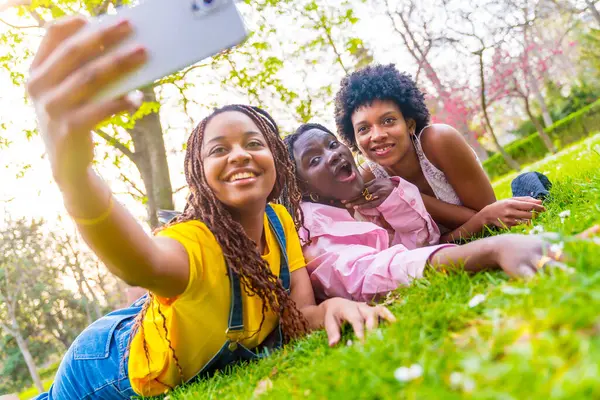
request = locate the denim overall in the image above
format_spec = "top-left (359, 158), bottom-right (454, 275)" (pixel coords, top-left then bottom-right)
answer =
top-left (36, 205), bottom-right (289, 399)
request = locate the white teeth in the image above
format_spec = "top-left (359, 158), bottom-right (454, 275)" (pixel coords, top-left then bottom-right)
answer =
top-left (374, 145), bottom-right (392, 152)
top-left (229, 171), bottom-right (256, 182)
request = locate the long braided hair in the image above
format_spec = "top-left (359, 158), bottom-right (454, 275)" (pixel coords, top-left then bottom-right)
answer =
top-left (130, 105), bottom-right (309, 387)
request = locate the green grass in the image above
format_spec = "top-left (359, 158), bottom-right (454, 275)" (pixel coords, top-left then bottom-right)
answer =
top-left (19, 379), bottom-right (53, 400)
top-left (165, 133), bottom-right (600, 399)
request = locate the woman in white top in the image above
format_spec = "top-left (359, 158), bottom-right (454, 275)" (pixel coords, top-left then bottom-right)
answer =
top-left (334, 64), bottom-right (545, 242)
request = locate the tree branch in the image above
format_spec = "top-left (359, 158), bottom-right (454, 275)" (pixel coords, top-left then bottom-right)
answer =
top-left (0, 17), bottom-right (39, 29)
top-left (94, 128), bottom-right (136, 161)
top-left (0, 0), bottom-right (31, 13)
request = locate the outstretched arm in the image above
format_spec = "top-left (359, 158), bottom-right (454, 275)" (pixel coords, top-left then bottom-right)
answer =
top-left (27, 16), bottom-right (189, 298)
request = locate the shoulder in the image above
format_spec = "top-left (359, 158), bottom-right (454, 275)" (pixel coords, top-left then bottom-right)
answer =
top-left (269, 203), bottom-right (297, 234)
top-left (270, 203), bottom-right (293, 223)
top-left (420, 124), bottom-right (473, 168)
top-left (156, 220), bottom-right (217, 247)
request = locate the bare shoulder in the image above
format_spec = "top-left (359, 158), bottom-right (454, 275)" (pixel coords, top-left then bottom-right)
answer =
top-left (420, 124), bottom-right (473, 168)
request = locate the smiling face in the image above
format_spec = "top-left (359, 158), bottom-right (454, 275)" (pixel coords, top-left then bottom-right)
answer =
top-left (292, 128), bottom-right (364, 202)
top-left (202, 111), bottom-right (276, 210)
top-left (351, 99), bottom-right (416, 168)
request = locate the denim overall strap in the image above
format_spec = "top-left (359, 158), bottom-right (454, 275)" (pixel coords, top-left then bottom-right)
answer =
top-left (188, 205), bottom-right (290, 382)
top-left (265, 204), bottom-right (290, 291)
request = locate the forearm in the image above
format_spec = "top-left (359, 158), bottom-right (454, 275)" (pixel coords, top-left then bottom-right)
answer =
top-left (439, 214), bottom-right (486, 243)
top-left (428, 236), bottom-right (498, 273)
top-left (59, 168), bottom-right (162, 288)
top-left (422, 194), bottom-right (477, 229)
top-left (299, 301), bottom-right (328, 331)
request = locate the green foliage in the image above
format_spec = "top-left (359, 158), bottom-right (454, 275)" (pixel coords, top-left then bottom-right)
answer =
top-left (484, 100), bottom-right (600, 179)
top-left (581, 29), bottom-right (600, 80)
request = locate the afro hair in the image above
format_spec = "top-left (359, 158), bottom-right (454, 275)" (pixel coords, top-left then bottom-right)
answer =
top-left (334, 64), bottom-right (431, 151)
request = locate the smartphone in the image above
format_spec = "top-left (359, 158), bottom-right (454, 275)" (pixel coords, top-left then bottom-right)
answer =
top-left (87, 0), bottom-right (248, 103)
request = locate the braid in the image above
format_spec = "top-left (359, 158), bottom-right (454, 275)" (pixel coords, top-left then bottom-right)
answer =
top-left (170, 104), bottom-right (309, 342)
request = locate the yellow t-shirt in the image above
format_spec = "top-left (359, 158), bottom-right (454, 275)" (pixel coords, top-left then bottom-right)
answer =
top-left (127, 204), bottom-right (305, 396)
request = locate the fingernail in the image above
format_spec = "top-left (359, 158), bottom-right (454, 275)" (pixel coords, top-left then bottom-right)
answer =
top-left (131, 46), bottom-right (147, 59)
top-left (115, 19), bottom-right (132, 31)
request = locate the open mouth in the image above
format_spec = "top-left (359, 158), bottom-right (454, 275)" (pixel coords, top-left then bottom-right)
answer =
top-left (371, 143), bottom-right (395, 157)
top-left (226, 170), bottom-right (260, 185)
top-left (334, 161), bottom-right (357, 183)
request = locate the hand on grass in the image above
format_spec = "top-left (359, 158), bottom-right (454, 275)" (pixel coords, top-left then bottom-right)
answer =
top-left (491, 234), bottom-right (567, 278)
top-left (478, 197), bottom-right (546, 228)
top-left (322, 298), bottom-right (396, 346)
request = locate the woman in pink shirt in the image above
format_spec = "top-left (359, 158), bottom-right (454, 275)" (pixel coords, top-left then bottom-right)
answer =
top-left (284, 123), bottom-right (565, 302)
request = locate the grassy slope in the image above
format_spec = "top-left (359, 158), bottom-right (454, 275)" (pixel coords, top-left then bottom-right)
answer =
top-left (170, 133), bottom-right (600, 400)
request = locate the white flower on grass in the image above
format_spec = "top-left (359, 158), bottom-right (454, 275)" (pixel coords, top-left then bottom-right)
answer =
top-left (394, 364), bottom-right (423, 382)
top-left (529, 225), bottom-right (545, 235)
top-left (559, 210), bottom-right (571, 223)
top-left (449, 372), bottom-right (476, 392)
top-left (468, 294), bottom-right (486, 308)
top-left (346, 340), bottom-right (353, 347)
top-left (501, 286), bottom-right (531, 295)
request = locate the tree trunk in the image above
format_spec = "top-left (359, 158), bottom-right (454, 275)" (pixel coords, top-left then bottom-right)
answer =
top-left (12, 319), bottom-right (43, 393)
top-left (477, 50), bottom-right (520, 171)
top-left (456, 119), bottom-right (489, 161)
top-left (128, 87), bottom-right (175, 228)
top-left (388, 5), bottom-right (488, 160)
top-left (586, 0), bottom-right (600, 26)
top-left (528, 73), bottom-right (554, 127)
top-left (523, 95), bottom-right (557, 153)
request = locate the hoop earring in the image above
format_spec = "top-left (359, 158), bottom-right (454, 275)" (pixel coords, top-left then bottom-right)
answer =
top-left (309, 193), bottom-right (320, 202)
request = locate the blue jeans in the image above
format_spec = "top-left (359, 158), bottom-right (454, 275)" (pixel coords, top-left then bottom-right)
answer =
top-left (34, 297), bottom-right (146, 399)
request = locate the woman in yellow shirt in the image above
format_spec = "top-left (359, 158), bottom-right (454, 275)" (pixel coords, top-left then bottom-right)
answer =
top-left (28, 17), bottom-right (394, 399)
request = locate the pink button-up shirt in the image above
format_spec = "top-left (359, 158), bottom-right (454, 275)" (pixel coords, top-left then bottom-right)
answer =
top-left (299, 177), bottom-right (455, 302)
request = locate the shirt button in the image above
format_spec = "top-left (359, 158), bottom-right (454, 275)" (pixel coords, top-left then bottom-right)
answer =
top-left (410, 199), bottom-right (417, 207)
top-left (228, 341), bottom-right (238, 352)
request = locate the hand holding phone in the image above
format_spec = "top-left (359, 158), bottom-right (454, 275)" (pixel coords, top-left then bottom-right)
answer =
top-left (26, 0), bottom-right (247, 189)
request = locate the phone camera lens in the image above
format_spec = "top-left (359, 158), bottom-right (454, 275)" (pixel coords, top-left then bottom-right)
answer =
top-left (203, 0), bottom-right (214, 4)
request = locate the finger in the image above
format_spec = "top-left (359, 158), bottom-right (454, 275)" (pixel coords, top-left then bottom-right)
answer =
top-left (577, 225), bottom-right (600, 239)
top-left (359, 304), bottom-right (379, 333)
top-left (546, 244), bottom-right (567, 262)
top-left (43, 45), bottom-right (147, 116)
top-left (28, 19), bottom-right (134, 99)
top-left (492, 217), bottom-right (517, 229)
top-left (344, 195), bottom-right (371, 209)
top-left (324, 310), bottom-right (342, 347)
top-left (30, 15), bottom-right (87, 71)
top-left (515, 263), bottom-right (537, 278)
top-left (512, 196), bottom-right (543, 203)
top-left (544, 260), bottom-right (575, 274)
top-left (363, 180), bottom-right (380, 190)
top-left (507, 210), bottom-right (534, 220)
top-left (60, 96), bottom-right (134, 135)
top-left (356, 198), bottom-right (385, 210)
top-left (510, 200), bottom-right (546, 212)
top-left (378, 306), bottom-right (397, 323)
top-left (344, 305), bottom-right (366, 343)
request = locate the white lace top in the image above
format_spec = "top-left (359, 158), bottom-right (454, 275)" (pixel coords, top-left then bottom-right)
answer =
top-left (367, 125), bottom-right (476, 206)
